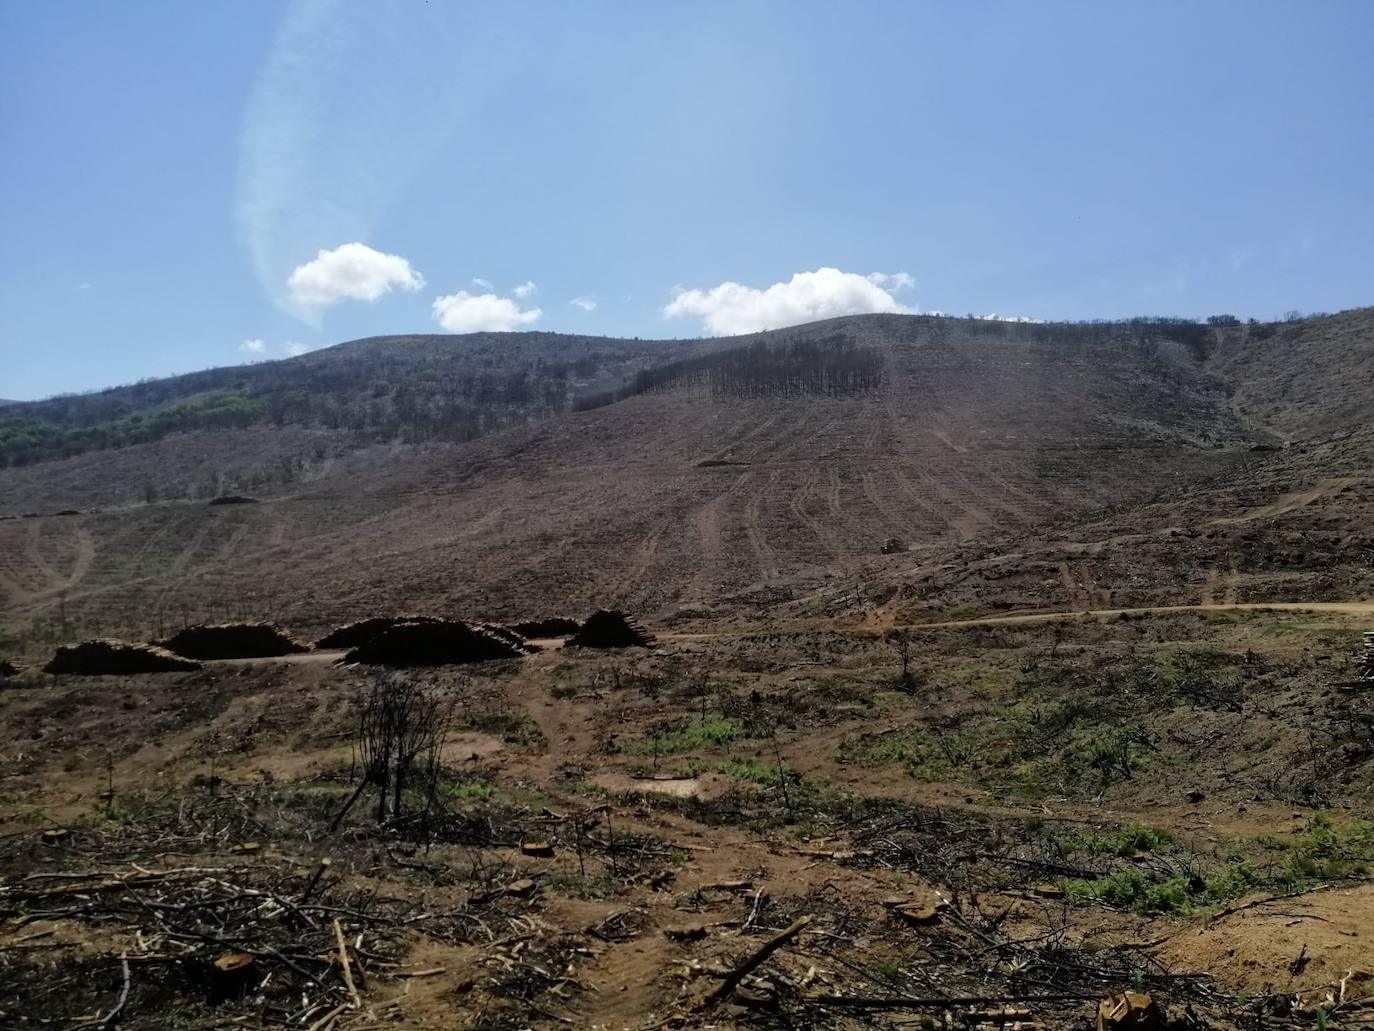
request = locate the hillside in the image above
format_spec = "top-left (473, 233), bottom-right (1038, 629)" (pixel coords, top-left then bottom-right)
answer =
top-left (0, 311), bottom-right (1313, 646)
top-left (0, 332), bottom-right (693, 469)
top-left (1203, 307), bottom-right (1374, 439)
top-left (806, 426), bottom-right (1374, 626)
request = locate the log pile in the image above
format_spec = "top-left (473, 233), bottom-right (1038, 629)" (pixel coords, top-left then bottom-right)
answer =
top-left (44, 640), bottom-right (202, 675)
top-left (475, 623), bottom-right (539, 654)
top-left (314, 615), bottom-right (443, 650)
top-left (509, 616), bottom-right (581, 639)
top-left (341, 620), bottom-right (527, 667)
top-left (566, 610), bottom-right (656, 649)
top-left (160, 623), bottom-right (310, 660)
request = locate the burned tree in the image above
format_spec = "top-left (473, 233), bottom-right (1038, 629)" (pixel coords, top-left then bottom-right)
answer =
top-left (333, 674), bottom-right (449, 830)
top-left (886, 628), bottom-right (921, 691)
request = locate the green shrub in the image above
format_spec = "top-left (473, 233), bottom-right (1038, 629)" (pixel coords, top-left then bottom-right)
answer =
top-left (1059, 822), bottom-right (1172, 857)
top-left (1063, 860), bottom-right (1253, 914)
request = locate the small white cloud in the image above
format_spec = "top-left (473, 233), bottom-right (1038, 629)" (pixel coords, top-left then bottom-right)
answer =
top-left (286, 242), bottom-right (425, 310)
top-left (76, 281), bottom-right (93, 291)
top-left (977, 312), bottom-right (1044, 323)
top-left (663, 267), bottom-right (916, 336)
top-left (240, 338), bottom-right (268, 354)
top-left (284, 341), bottom-right (313, 356)
top-left (471, 277), bottom-right (493, 289)
top-left (512, 280), bottom-right (537, 299)
top-left (867, 271), bottom-right (914, 292)
top-left (432, 290), bottom-right (542, 333)
top-left (570, 296), bottom-right (598, 312)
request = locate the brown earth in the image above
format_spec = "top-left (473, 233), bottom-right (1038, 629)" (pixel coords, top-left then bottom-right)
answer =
top-left (2, 606), bottom-right (1372, 1029)
top-left (1, 310), bottom-right (1373, 1028)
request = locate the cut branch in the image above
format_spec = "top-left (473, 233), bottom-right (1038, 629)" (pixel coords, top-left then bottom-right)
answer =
top-left (701, 915), bottom-right (811, 1009)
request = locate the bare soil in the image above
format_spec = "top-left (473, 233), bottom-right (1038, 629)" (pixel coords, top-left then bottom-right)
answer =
top-left (3, 604), bottom-right (1372, 1029)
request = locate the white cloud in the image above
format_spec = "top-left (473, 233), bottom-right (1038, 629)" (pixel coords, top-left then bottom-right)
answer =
top-left (284, 341), bottom-right (313, 356)
top-left (471, 277), bottom-right (493, 290)
top-left (663, 267), bottom-right (916, 336)
top-left (570, 296), bottom-right (598, 312)
top-left (236, 3), bottom-right (470, 320)
top-left (76, 281), bottom-right (93, 291)
top-left (512, 280), bottom-right (537, 299)
top-left (286, 242), bottom-right (424, 311)
top-left (867, 271), bottom-right (914, 292)
top-left (240, 338), bottom-right (268, 354)
top-left (977, 313), bottom-right (1044, 323)
top-left (432, 290), bottom-right (542, 333)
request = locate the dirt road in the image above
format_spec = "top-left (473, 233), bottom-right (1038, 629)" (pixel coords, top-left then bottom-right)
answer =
top-left (661, 600), bottom-right (1374, 642)
top-left (896, 600), bottom-right (1374, 630)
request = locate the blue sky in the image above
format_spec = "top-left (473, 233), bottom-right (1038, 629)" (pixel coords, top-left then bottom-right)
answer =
top-left (1, 1), bottom-right (1371, 400)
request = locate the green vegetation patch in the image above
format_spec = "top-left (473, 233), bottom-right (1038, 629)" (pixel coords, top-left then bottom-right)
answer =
top-left (838, 723), bottom-right (974, 781)
top-left (460, 711), bottom-right (547, 751)
top-left (1062, 813), bottom-right (1374, 916)
top-left (1062, 864), bottom-right (1254, 915)
top-left (1260, 812), bottom-right (1373, 885)
top-left (1058, 822), bottom-right (1173, 857)
top-left (624, 714), bottom-right (746, 755)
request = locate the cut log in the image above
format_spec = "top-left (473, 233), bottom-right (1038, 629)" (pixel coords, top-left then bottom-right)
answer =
top-left (208, 953), bottom-right (259, 1003)
top-left (1097, 991), bottom-right (1166, 1031)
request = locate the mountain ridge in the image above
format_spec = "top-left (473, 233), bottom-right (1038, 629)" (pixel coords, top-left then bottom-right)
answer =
top-left (13, 309), bottom-right (1365, 470)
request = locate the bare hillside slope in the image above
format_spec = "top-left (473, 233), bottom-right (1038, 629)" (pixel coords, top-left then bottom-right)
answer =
top-left (1, 315), bottom-right (1266, 645)
top-left (1204, 306), bottom-right (1374, 439)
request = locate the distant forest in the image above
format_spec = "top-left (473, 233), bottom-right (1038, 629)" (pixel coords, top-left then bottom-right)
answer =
top-left (0, 312), bottom-right (1335, 468)
top-left (0, 333), bottom-right (675, 467)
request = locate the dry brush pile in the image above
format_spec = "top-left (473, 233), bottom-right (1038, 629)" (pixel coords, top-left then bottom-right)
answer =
top-left (0, 788), bottom-right (535, 1029)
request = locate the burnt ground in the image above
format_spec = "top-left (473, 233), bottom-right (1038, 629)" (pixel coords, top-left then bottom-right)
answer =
top-left (3, 606), bottom-right (1373, 1029)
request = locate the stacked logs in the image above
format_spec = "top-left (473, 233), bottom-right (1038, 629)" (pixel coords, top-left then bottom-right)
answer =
top-left (340, 620), bottom-right (528, 668)
top-left (160, 623), bottom-right (310, 660)
top-left (44, 640), bottom-right (202, 675)
top-left (566, 610), bottom-right (656, 649)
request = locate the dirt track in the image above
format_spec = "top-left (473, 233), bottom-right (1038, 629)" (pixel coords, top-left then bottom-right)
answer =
top-left (897, 600), bottom-right (1374, 630)
top-left (659, 599), bottom-right (1374, 642)
top-left (193, 601), bottom-right (1374, 655)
